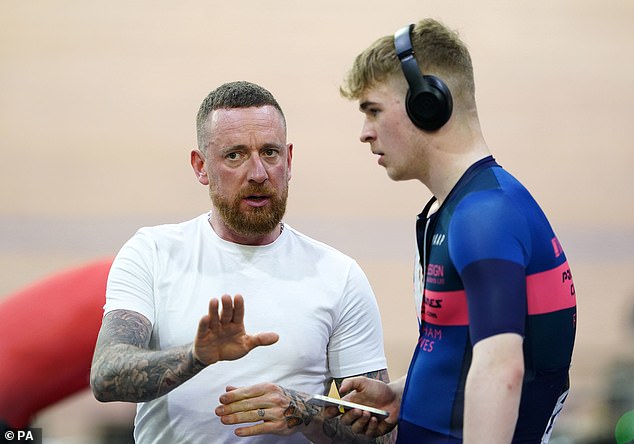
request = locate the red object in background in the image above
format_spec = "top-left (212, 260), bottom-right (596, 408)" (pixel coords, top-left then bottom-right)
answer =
top-left (0, 258), bottom-right (113, 428)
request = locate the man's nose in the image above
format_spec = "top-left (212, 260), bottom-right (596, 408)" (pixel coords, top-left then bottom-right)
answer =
top-left (360, 121), bottom-right (376, 143)
top-left (247, 155), bottom-right (268, 183)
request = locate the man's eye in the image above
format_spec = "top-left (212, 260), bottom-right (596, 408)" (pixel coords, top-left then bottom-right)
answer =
top-left (226, 152), bottom-right (240, 160)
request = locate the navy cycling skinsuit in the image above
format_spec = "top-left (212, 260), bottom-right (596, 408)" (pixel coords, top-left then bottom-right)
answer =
top-left (397, 156), bottom-right (577, 443)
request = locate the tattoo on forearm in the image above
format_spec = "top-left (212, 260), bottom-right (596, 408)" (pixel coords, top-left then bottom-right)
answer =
top-left (90, 310), bottom-right (205, 402)
top-left (282, 388), bottom-right (320, 428)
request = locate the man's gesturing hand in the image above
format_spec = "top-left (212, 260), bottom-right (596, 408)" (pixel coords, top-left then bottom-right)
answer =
top-left (193, 294), bottom-right (279, 365)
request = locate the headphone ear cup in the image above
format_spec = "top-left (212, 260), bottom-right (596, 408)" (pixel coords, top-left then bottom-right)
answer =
top-left (406, 75), bottom-right (453, 131)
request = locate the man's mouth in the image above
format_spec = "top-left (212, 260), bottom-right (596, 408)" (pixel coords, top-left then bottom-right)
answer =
top-left (243, 194), bottom-right (271, 207)
top-left (372, 150), bottom-right (385, 165)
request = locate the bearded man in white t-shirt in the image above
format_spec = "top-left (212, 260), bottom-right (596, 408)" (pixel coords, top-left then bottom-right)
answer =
top-left (90, 81), bottom-right (391, 444)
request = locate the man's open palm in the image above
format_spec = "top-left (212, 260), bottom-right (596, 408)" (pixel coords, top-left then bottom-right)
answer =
top-left (193, 294), bottom-right (279, 365)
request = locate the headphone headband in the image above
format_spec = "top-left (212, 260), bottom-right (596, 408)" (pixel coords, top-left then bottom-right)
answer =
top-left (394, 24), bottom-right (415, 60)
top-left (394, 25), bottom-right (426, 94)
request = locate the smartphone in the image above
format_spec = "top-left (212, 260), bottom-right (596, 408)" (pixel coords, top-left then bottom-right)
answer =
top-left (306, 394), bottom-right (389, 420)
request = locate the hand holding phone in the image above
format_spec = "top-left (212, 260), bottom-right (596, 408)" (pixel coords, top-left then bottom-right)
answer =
top-left (306, 394), bottom-right (389, 420)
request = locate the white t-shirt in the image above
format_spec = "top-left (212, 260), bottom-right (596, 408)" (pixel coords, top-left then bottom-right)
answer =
top-left (104, 213), bottom-right (387, 444)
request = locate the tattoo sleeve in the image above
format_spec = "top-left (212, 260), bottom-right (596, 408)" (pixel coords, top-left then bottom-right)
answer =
top-left (282, 387), bottom-right (321, 428)
top-left (90, 310), bottom-right (206, 403)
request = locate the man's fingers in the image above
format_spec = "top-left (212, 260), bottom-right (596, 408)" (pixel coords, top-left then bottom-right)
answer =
top-left (338, 376), bottom-right (362, 395)
top-left (218, 384), bottom-right (266, 406)
top-left (196, 314), bottom-right (211, 336)
top-left (233, 421), bottom-right (279, 438)
top-left (232, 294), bottom-right (245, 324)
top-left (251, 332), bottom-right (279, 348)
top-left (208, 298), bottom-right (220, 325)
top-left (364, 416), bottom-right (379, 437)
top-left (349, 410), bottom-right (372, 434)
top-left (323, 405), bottom-right (341, 419)
top-left (218, 407), bottom-right (289, 437)
top-left (220, 294), bottom-right (233, 324)
top-left (218, 409), bottom-right (263, 425)
top-left (217, 382), bottom-right (284, 411)
top-left (339, 408), bottom-right (364, 426)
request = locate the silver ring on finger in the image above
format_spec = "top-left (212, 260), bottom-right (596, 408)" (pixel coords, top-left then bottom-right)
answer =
top-left (257, 408), bottom-right (265, 418)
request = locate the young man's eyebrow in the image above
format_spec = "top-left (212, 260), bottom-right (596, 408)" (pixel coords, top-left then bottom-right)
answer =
top-left (359, 101), bottom-right (377, 111)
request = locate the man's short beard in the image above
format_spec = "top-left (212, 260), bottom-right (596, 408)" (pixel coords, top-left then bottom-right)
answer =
top-left (210, 183), bottom-right (288, 236)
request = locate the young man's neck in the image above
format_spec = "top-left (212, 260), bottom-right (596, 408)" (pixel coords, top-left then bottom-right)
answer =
top-left (424, 132), bottom-right (490, 207)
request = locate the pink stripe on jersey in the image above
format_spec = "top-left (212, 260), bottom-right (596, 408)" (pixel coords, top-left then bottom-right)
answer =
top-left (422, 289), bottom-right (469, 326)
top-left (527, 261), bottom-right (576, 315)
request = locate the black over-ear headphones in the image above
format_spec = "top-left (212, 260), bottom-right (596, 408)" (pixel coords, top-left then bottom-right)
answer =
top-left (394, 24), bottom-right (453, 131)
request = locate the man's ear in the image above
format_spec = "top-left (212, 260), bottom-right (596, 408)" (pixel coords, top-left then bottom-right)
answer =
top-left (286, 143), bottom-right (293, 181)
top-left (191, 149), bottom-right (209, 185)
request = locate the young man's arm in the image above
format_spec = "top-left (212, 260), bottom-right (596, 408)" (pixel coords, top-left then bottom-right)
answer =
top-left (463, 333), bottom-right (524, 443)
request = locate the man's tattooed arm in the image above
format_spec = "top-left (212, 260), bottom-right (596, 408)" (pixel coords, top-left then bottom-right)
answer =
top-left (90, 309), bottom-right (206, 403)
top-left (282, 387), bottom-right (321, 428)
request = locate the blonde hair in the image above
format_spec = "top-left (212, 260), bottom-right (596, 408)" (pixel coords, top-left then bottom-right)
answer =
top-left (341, 19), bottom-right (475, 110)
